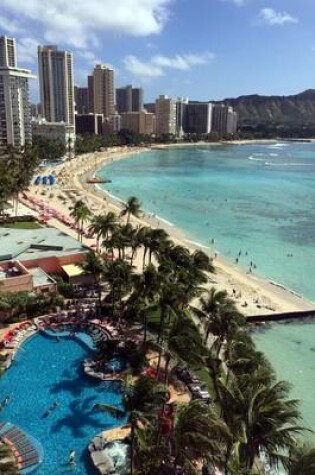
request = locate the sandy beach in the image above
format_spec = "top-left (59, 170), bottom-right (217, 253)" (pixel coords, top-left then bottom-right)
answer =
top-left (25, 145), bottom-right (315, 318)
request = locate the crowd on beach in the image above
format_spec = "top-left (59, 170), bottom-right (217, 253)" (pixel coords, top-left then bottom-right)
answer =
top-left (20, 146), bottom-right (314, 318)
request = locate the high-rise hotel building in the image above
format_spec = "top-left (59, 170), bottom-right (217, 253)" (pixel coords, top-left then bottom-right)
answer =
top-left (116, 85), bottom-right (143, 113)
top-left (90, 64), bottom-right (114, 119)
top-left (38, 45), bottom-right (75, 125)
top-left (0, 36), bottom-right (35, 148)
top-left (155, 95), bottom-right (177, 136)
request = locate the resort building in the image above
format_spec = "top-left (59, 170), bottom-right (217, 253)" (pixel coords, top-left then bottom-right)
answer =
top-left (212, 104), bottom-right (238, 136)
top-left (155, 95), bottom-right (177, 136)
top-left (0, 260), bottom-right (56, 294)
top-left (0, 226), bottom-right (89, 292)
top-left (107, 114), bottom-right (121, 134)
top-left (176, 97), bottom-right (189, 138)
top-left (116, 85), bottom-right (143, 113)
top-left (183, 102), bottom-right (213, 134)
top-left (38, 45), bottom-right (75, 126)
top-left (74, 86), bottom-right (89, 114)
top-left (32, 120), bottom-right (75, 150)
top-left (88, 75), bottom-right (94, 113)
top-left (91, 64), bottom-right (115, 119)
top-left (0, 36), bottom-right (35, 148)
top-left (120, 111), bottom-right (155, 135)
top-left (75, 113), bottom-right (104, 135)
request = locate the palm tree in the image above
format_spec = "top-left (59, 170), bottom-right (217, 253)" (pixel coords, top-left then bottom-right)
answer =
top-left (120, 196), bottom-right (142, 223)
top-left (80, 250), bottom-right (104, 313)
top-left (287, 444), bottom-right (315, 475)
top-left (217, 371), bottom-right (304, 472)
top-left (171, 400), bottom-right (232, 473)
top-left (70, 199), bottom-right (91, 241)
top-left (95, 375), bottom-right (167, 475)
top-left (0, 443), bottom-right (19, 475)
top-left (136, 226), bottom-right (152, 269)
top-left (192, 249), bottom-right (215, 274)
top-left (128, 264), bottom-right (162, 345)
top-left (194, 287), bottom-right (242, 348)
top-left (102, 258), bottom-right (133, 319)
top-left (89, 212), bottom-right (118, 251)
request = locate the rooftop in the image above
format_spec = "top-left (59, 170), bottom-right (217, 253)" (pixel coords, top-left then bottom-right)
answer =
top-left (0, 227), bottom-right (88, 262)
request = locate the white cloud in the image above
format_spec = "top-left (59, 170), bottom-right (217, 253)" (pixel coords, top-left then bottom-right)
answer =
top-left (124, 52), bottom-right (214, 78)
top-left (124, 55), bottom-right (164, 78)
top-left (0, 16), bottom-right (22, 34)
top-left (221, 0), bottom-right (246, 6)
top-left (259, 8), bottom-right (298, 25)
top-left (230, 0), bottom-right (246, 5)
top-left (1, 0), bottom-right (172, 49)
top-left (16, 38), bottom-right (39, 64)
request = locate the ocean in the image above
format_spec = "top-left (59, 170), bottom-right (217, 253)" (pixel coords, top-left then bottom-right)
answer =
top-left (98, 142), bottom-right (315, 432)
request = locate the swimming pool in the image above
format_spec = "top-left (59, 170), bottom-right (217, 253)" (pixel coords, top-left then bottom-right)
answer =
top-left (0, 333), bottom-right (127, 474)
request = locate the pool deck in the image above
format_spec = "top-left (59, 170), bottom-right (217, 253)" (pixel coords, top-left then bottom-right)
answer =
top-left (101, 425), bottom-right (131, 442)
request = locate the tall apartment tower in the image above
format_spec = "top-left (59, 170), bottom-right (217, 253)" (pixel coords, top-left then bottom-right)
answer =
top-left (176, 97), bottom-right (188, 137)
top-left (155, 95), bottom-right (177, 136)
top-left (87, 75), bottom-right (94, 113)
top-left (116, 85), bottom-right (143, 113)
top-left (212, 104), bottom-right (237, 136)
top-left (38, 45), bottom-right (75, 125)
top-left (0, 36), bottom-right (35, 148)
top-left (184, 102), bottom-right (213, 134)
top-left (92, 64), bottom-right (114, 118)
top-left (74, 86), bottom-right (89, 114)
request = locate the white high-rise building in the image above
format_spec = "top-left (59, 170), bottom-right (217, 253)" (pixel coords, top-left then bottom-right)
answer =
top-left (155, 95), bottom-right (177, 136)
top-left (0, 36), bottom-right (35, 148)
top-left (38, 45), bottom-right (75, 125)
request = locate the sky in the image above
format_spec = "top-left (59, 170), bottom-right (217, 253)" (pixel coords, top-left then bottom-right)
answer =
top-left (1, 0), bottom-right (314, 102)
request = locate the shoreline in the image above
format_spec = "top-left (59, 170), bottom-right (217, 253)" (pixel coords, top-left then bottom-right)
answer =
top-left (29, 144), bottom-right (315, 317)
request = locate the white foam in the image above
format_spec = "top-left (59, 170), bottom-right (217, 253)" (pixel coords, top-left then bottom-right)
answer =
top-left (185, 239), bottom-right (210, 250)
top-left (155, 216), bottom-right (174, 227)
top-left (248, 155), bottom-right (266, 162)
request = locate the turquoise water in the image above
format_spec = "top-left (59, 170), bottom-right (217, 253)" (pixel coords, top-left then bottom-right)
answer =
top-left (100, 143), bottom-right (315, 302)
top-left (0, 334), bottom-right (127, 474)
top-left (254, 321), bottom-right (315, 437)
top-left (99, 142), bottom-right (315, 432)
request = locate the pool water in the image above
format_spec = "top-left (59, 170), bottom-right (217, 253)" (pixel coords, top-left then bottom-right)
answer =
top-left (104, 441), bottom-right (130, 475)
top-left (0, 334), bottom-right (127, 475)
top-left (104, 357), bottom-right (128, 374)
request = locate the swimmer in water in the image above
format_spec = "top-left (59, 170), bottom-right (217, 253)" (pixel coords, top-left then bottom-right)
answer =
top-left (69, 450), bottom-right (76, 465)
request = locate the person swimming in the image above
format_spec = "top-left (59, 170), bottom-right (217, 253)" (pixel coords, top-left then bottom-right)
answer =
top-left (69, 450), bottom-right (76, 465)
top-left (0, 396), bottom-right (10, 410)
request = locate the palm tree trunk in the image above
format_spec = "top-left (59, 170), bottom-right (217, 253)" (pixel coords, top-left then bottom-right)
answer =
top-left (142, 247), bottom-right (147, 269)
top-left (142, 314), bottom-right (147, 348)
top-left (130, 414), bottom-right (135, 475)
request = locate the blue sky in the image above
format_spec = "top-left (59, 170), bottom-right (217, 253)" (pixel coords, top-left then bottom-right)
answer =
top-left (0, 0), bottom-right (314, 102)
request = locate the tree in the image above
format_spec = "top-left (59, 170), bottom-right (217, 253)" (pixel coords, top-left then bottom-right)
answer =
top-left (70, 199), bottom-right (91, 241)
top-left (194, 287), bottom-right (242, 347)
top-left (287, 444), bottom-right (315, 475)
top-left (80, 250), bottom-right (104, 312)
top-left (120, 196), bottom-right (142, 224)
top-left (217, 371), bottom-right (304, 472)
top-left (0, 443), bottom-right (19, 475)
top-left (171, 400), bottom-right (231, 473)
top-left (0, 145), bottom-right (40, 215)
top-left (102, 258), bottom-right (133, 319)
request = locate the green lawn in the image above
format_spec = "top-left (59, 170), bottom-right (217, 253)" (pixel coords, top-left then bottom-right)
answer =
top-left (0, 221), bottom-right (42, 229)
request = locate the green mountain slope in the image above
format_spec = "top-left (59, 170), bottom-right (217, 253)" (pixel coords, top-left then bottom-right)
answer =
top-left (219, 89), bottom-right (315, 126)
